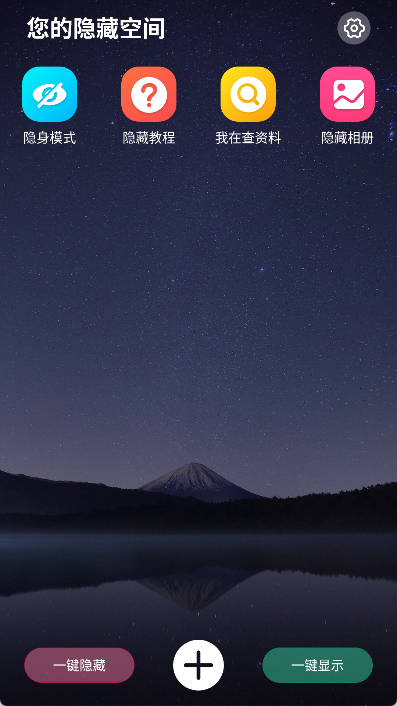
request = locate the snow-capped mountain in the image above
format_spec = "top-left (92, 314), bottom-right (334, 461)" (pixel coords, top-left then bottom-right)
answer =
top-left (139, 462), bottom-right (262, 502)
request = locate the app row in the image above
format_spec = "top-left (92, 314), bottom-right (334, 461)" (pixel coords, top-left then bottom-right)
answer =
top-left (22, 66), bottom-right (376, 123)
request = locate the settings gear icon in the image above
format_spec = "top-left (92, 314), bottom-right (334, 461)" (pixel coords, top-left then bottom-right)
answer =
top-left (338, 12), bottom-right (370, 44)
top-left (343, 17), bottom-right (366, 39)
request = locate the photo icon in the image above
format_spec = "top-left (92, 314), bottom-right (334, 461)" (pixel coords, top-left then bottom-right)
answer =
top-left (22, 67), bottom-right (77, 122)
top-left (320, 67), bottom-right (375, 122)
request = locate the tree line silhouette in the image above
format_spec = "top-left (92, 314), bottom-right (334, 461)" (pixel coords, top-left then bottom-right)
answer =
top-left (0, 481), bottom-right (396, 532)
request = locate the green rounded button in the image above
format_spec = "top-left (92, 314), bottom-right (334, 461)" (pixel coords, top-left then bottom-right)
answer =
top-left (262, 648), bottom-right (372, 683)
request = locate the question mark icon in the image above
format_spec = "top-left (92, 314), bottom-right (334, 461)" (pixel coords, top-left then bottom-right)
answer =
top-left (141, 82), bottom-right (157, 107)
top-left (125, 72), bottom-right (174, 117)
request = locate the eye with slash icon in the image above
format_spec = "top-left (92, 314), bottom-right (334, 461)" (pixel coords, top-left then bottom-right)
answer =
top-left (22, 67), bottom-right (77, 122)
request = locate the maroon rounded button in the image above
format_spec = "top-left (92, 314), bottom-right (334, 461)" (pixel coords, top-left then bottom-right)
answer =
top-left (24, 648), bottom-right (134, 683)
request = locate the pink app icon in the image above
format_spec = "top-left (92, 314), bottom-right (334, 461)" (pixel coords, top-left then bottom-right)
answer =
top-left (320, 67), bottom-right (375, 122)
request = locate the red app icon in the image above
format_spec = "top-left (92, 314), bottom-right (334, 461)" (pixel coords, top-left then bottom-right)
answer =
top-left (121, 67), bottom-right (176, 122)
top-left (320, 67), bottom-right (375, 122)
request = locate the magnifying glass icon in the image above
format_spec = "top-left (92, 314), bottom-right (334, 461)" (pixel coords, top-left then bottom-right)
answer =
top-left (237, 83), bottom-right (259, 106)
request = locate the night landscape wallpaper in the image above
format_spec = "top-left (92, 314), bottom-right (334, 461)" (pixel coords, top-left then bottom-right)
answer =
top-left (0, 0), bottom-right (396, 704)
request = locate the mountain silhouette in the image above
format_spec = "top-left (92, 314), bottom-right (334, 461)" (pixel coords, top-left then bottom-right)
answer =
top-left (139, 462), bottom-right (262, 502)
top-left (0, 469), bottom-right (198, 515)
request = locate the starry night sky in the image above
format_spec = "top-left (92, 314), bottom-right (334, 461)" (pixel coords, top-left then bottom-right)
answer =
top-left (1, 0), bottom-right (396, 497)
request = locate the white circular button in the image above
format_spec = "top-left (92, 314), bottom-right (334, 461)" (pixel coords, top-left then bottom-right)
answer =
top-left (130, 76), bottom-right (167, 113)
top-left (173, 640), bottom-right (224, 691)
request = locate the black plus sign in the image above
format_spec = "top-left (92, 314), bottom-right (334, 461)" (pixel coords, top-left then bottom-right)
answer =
top-left (184, 650), bottom-right (213, 680)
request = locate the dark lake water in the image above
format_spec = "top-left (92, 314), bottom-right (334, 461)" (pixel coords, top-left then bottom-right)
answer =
top-left (0, 533), bottom-right (396, 705)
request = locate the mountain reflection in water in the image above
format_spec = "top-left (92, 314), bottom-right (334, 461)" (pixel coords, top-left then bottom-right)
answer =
top-left (139, 567), bottom-right (253, 610)
top-left (1, 533), bottom-right (397, 599)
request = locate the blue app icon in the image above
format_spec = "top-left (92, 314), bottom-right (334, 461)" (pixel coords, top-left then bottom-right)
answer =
top-left (22, 67), bottom-right (77, 122)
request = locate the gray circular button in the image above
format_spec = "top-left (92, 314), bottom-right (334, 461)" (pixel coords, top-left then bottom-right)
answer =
top-left (337, 12), bottom-right (371, 44)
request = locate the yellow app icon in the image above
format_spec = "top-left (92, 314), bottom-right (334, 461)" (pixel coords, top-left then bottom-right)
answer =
top-left (221, 67), bottom-right (276, 122)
